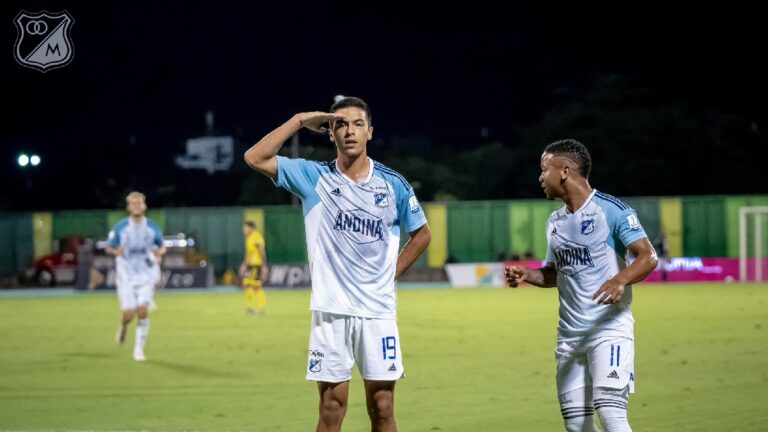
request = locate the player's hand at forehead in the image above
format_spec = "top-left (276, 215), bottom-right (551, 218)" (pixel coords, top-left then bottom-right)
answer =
top-left (298, 112), bottom-right (344, 133)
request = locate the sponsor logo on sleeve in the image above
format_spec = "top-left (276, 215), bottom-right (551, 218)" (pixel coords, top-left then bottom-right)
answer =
top-left (408, 196), bottom-right (421, 213)
top-left (627, 214), bottom-right (641, 230)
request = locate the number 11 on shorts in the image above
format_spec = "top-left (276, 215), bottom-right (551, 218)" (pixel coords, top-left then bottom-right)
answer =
top-left (381, 336), bottom-right (397, 360)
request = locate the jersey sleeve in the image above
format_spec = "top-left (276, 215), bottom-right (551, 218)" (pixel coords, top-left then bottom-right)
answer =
top-left (614, 208), bottom-right (648, 247)
top-left (148, 220), bottom-right (164, 247)
top-left (254, 231), bottom-right (265, 249)
top-left (393, 179), bottom-right (427, 233)
top-left (107, 228), bottom-right (120, 248)
top-left (247, 232), bottom-right (263, 252)
top-left (107, 221), bottom-right (124, 248)
top-left (274, 156), bottom-right (322, 200)
top-left (545, 219), bottom-right (556, 264)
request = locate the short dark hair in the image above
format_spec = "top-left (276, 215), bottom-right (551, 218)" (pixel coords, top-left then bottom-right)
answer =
top-left (544, 139), bottom-right (592, 178)
top-left (244, 221), bottom-right (256, 229)
top-left (330, 96), bottom-right (372, 127)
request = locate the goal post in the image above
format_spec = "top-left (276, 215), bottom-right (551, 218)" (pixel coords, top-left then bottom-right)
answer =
top-left (739, 206), bottom-right (768, 282)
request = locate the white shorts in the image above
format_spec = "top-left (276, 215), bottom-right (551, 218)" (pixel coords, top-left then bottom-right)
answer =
top-left (555, 337), bottom-right (635, 396)
top-left (116, 279), bottom-right (155, 311)
top-left (306, 310), bottom-right (404, 383)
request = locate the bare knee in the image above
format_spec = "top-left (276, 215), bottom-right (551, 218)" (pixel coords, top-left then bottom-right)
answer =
top-left (122, 310), bottom-right (135, 323)
top-left (319, 394), bottom-right (346, 425)
top-left (368, 391), bottom-right (394, 420)
top-left (317, 382), bottom-right (348, 429)
top-left (365, 381), bottom-right (396, 427)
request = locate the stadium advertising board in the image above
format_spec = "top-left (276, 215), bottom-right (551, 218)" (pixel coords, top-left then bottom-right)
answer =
top-left (445, 258), bottom-right (768, 287)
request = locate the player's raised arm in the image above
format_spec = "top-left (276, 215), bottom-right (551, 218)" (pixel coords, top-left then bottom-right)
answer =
top-left (592, 238), bottom-right (658, 304)
top-left (244, 112), bottom-right (342, 180)
top-left (505, 262), bottom-right (557, 288)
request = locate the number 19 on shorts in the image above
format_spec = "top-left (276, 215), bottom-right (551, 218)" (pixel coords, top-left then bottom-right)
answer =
top-left (381, 336), bottom-right (397, 360)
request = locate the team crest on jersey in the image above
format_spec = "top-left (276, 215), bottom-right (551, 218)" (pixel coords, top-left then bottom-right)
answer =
top-left (553, 240), bottom-right (595, 276)
top-left (309, 359), bottom-right (322, 373)
top-left (333, 209), bottom-right (384, 244)
top-left (374, 192), bottom-right (389, 208)
top-left (581, 219), bottom-right (595, 235)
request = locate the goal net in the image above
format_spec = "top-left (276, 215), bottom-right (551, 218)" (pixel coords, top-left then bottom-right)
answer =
top-left (739, 206), bottom-right (768, 282)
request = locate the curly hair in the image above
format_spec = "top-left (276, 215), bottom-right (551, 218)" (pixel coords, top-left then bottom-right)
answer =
top-left (544, 139), bottom-right (592, 178)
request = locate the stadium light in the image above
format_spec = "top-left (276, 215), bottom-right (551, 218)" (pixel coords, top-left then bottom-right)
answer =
top-left (30, 155), bottom-right (41, 166)
top-left (17, 153), bottom-right (29, 167)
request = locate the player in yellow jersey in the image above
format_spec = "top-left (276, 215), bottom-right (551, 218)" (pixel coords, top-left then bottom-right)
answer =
top-left (239, 221), bottom-right (268, 315)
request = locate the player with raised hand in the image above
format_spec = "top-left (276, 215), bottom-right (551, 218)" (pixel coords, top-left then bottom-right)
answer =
top-left (244, 97), bottom-right (431, 432)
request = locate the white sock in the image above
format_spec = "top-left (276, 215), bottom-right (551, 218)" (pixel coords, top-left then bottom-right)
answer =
top-left (594, 386), bottom-right (632, 432)
top-left (560, 387), bottom-right (600, 432)
top-left (135, 318), bottom-right (149, 354)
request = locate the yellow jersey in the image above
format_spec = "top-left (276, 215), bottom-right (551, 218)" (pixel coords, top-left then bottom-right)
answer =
top-left (245, 230), bottom-right (265, 267)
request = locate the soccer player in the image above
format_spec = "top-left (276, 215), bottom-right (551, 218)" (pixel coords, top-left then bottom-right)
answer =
top-left (239, 221), bottom-right (268, 315)
top-left (505, 139), bottom-right (657, 432)
top-left (244, 97), bottom-right (431, 432)
top-left (105, 192), bottom-right (166, 362)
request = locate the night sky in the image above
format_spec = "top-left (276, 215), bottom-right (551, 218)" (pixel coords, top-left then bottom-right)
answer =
top-left (3, 1), bottom-right (766, 210)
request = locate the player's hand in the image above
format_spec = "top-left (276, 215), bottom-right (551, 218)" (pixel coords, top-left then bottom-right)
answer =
top-left (505, 265), bottom-right (527, 288)
top-left (261, 265), bottom-right (269, 282)
top-left (113, 247), bottom-right (125, 256)
top-left (238, 264), bottom-right (247, 277)
top-left (298, 112), bottom-right (343, 133)
top-left (592, 278), bottom-right (625, 305)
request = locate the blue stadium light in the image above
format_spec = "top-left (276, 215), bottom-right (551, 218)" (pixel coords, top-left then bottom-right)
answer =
top-left (17, 153), bottom-right (29, 167)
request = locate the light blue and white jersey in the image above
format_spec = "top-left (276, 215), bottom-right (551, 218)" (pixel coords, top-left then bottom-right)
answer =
top-left (545, 190), bottom-right (647, 342)
top-left (107, 217), bottom-right (163, 285)
top-left (274, 156), bottom-right (427, 319)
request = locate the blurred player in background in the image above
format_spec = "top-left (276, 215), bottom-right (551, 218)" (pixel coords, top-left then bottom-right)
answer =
top-left (105, 192), bottom-right (166, 362)
top-left (244, 96), bottom-right (431, 432)
top-left (239, 221), bottom-right (268, 315)
top-left (505, 139), bottom-right (657, 432)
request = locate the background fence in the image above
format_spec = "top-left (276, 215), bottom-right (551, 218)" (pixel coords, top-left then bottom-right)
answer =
top-left (1, 194), bottom-right (766, 277)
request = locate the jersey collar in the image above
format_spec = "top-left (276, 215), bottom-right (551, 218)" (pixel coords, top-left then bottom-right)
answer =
top-left (335, 157), bottom-right (374, 185)
top-left (567, 189), bottom-right (597, 215)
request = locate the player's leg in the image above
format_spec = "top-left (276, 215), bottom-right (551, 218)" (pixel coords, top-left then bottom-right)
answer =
top-left (558, 386), bottom-right (599, 432)
top-left (356, 317), bottom-right (403, 431)
top-left (116, 282), bottom-right (136, 345)
top-left (363, 380), bottom-right (397, 432)
top-left (588, 338), bottom-right (635, 432)
top-left (243, 271), bottom-right (258, 314)
top-left (316, 381), bottom-right (349, 432)
top-left (306, 311), bottom-right (355, 431)
top-left (556, 341), bottom-right (599, 432)
top-left (253, 281), bottom-right (267, 313)
top-left (593, 386), bottom-right (631, 432)
top-left (132, 282), bottom-right (154, 361)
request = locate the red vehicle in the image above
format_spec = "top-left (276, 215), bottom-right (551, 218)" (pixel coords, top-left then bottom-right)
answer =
top-left (27, 233), bottom-right (202, 287)
top-left (27, 236), bottom-right (85, 286)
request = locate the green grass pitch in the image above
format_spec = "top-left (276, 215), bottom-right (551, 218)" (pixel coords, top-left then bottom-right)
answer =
top-left (1, 283), bottom-right (767, 431)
